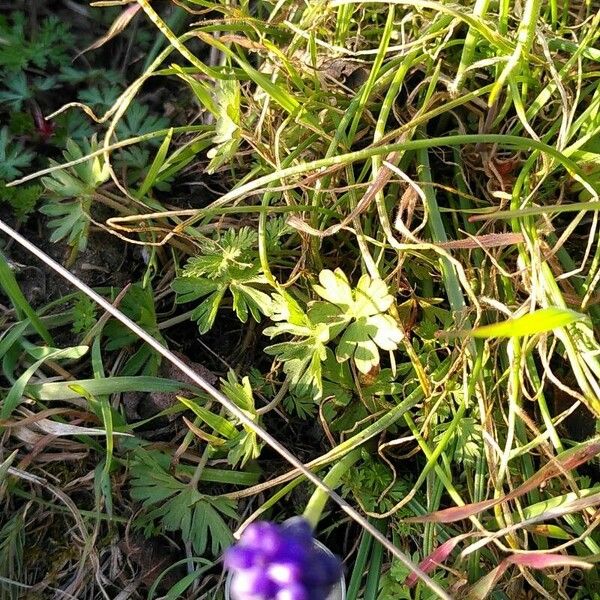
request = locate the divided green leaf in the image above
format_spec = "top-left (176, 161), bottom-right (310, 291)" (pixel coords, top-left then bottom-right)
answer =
top-left (311, 269), bottom-right (403, 373)
top-left (221, 371), bottom-right (263, 467)
top-left (0, 180), bottom-right (41, 219)
top-left (116, 101), bottom-right (169, 142)
top-left (206, 78), bottom-right (242, 173)
top-left (172, 227), bottom-right (273, 333)
top-left (0, 127), bottom-right (34, 180)
top-left (0, 13), bottom-right (73, 71)
top-left (264, 291), bottom-right (329, 398)
top-left (39, 137), bottom-right (109, 255)
top-left (130, 449), bottom-right (236, 556)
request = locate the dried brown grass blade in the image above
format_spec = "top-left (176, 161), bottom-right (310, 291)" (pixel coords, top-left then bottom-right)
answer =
top-left (408, 437), bottom-right (600, 523)
top-left (76, 3), bottom-right (141, 58)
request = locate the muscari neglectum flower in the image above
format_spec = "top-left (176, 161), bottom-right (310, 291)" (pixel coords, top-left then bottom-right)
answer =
top-left (224, 517), bottom-right (342, 600)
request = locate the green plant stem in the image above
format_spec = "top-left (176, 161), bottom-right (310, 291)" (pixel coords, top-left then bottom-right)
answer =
top-left (452, 0), bottom-right (491, 92)
top-left (303, 448), bottom-right (361, 529)
top-left (225, 358), bottom-right (452, 501)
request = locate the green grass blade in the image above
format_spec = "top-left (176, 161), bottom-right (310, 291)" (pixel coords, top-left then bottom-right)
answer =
top-left (0, 252), bottom-right (53, 345)
top-left (471, 308), bottom-right (585, 338)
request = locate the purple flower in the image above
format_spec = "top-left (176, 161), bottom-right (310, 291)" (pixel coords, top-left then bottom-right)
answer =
top-left (224, 518), bottom-right (342, 600)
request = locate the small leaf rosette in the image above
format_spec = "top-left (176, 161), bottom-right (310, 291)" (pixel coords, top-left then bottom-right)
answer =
top-left (224, 518), bottom-right (344, 600)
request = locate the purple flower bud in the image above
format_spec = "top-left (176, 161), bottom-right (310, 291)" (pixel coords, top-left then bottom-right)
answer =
top-left (224, 519), bottom-right (342, 600)
top-left (275, 583), bottom-right (309, 600)
top-left (274, 538), bottom-right (310, 565)
top-left (304, 550), bottom-right (342, 587)
top-left (307, 587), bottom-right (330, 600)
top-left (224, 546), bottom-right (259, 571)
top-left (230, 568), bottom-right (277, 598)
top-left (267, 561), bottom-right (302, 586)
top-left (241, 522), bottom-right (284, 557)
top-left (282, 517), bottom-right (314, 545)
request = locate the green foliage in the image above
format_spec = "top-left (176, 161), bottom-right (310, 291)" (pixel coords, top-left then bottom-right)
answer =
top-left (283, 392), bottom-right (317, 419)
top-left (4, 2), bottom-right (600, 598)
top-left (116, 101), bottom-right (170, 141)
top-left (311, 269), bottom-right (403, 373)
top-left (0, 180), bottom-right (41, 219)
top-left (435, 417), bottom-right (483, 469)
top-left (248, 366), bottom-right (318, 419)
top-left (284, 349), bottom-right (355, 417)
top-left (0, 510), bottom-right (25, 600)
top-left (53, 111), bottom-right (95, 143)
top-left (264, 291), bottom-right (329, 398)
top-left (8, 111), bottom-right (35, 136)
top-left (0, 71), bottom-right (31, 111)
top-left (58, 66), bottom-right (123, 87)
top-left (78, 84), bottom-right (122, 112)
top-left (221, 371), bottom-right (263, 467)
top-left (0, 127), bottom-right (34, 180)
top-left (114, 146), bottom-right (152, 182)
top-left (206, 78), bottom-right (242, 173)
top-left (378, 558), bottom-right (447, 600)
top-left (71, 295), bottom-right (98, 335)
top-left (397, 297), bottom-right (452, 342)
top-left (172, 227), bottom-right (273, 333)
top-left (471, 307), bottom-right (586, 338)
top-left (264, 269), bottom-right (403, 397)
top-left (39, 137), bottom-right (109, 255)
top-left (345, 458), bottom-right (414, 519)
top-left (129, 449), bottom-right (236, 556)
top-left (0, 12), bottom-right (73, 71)
top-left (103, 284), bottom-right (164, 375)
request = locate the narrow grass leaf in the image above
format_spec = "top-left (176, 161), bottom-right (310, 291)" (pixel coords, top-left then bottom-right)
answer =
top-left (506, 552), bottom-right (592, 570)
top-left (0, 252), bottom-right (53, 345)
top-left (405, 535), bottom-right (468, 587)
top-left (17, 417), bottom-right (129, 437)
top-left (0, 321), bottom-right (29, 361)
top-left (24, 376), bottom-right (197, 400)
top-left (195, 31), bottom-right (301, 115)
top-left (471, 308), bottom-right (585, 338)
top-left (0, 450), bottom-right (18, 485)
top-left (136, 127), bottom-right (174, 198)
top-left (177, 396), bottom-right (237, 439)
top-left (2, 346), bottom-right (88, 418)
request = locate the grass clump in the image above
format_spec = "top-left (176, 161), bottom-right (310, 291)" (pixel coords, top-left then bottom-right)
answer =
top-left (2, 1), bottom-right (600, 599)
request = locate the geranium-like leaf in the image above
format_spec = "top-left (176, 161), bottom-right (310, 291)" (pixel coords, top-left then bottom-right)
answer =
top-left (130, 449), bottom-right (236, 556)
top-left (334, 315), bottom-right (401, 373)
top-left (313, 268), bottom-right (353, 308)
top-left (352, 273), bottom-right (394, 317)
top-left (231, 282), bottom-right (273, 323)
top-left (207, 78), bottom-right (242, 174)
top-left (190, 288), bottom-right (227, 334)
top-left (368, 313), bottom-right (403, 350)
top-left (172, 228), bottom-right (272, 333)
top-left (336, 318), bottom-right (380, 374)
top-left (270, 291), bottom-right (307, 326)
top-left (172, 276), bottom-right (219, 304)
top-left (308, 301), bottom-right (348, 339)
top-left (266, 269), bottom-right (401, 394)
top-left (220, 372), bottom-right (263, 467)
top-left (264, 333), bottom-right (327, 398)
top-left (0, 127), bottom-right (34, 179)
